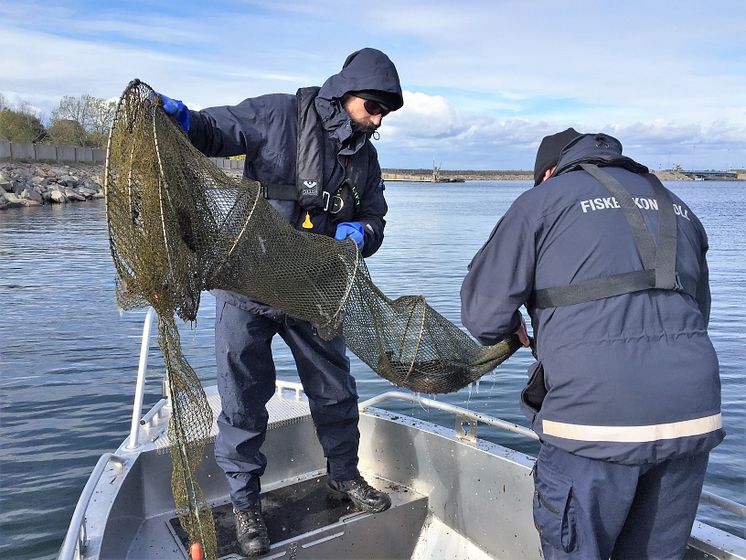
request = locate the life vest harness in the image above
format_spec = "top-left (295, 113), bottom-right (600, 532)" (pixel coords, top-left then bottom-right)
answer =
top-left (531, 163), bottom-right (697, 309)
top-left (259, 87), bottom-right (361, 216)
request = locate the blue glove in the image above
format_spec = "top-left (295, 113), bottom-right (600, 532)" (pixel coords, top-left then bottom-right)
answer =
top-left (334, 222), bottom-right (364, 251)
top-left (157, 92), bottom-right (190, 131)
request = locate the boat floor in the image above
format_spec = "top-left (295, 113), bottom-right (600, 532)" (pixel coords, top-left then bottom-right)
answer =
top-left (148, 472), bottom-right (426, 559)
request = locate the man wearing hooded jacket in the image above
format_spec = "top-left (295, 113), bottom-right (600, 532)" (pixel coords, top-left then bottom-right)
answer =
top-left (159, 48), bottom-right (403, 557)
top-left (461, 129), bottom-right (723, 559)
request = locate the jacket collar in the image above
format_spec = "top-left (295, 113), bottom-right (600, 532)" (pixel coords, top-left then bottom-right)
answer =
top-left (554, 133), bottom-right (648, 178)
top-left (314, 96), bottom-right (368, 153)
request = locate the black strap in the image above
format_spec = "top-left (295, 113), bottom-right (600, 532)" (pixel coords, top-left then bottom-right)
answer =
top-left (646, 174), bottom-right (678, 289)
top-left (534, 270), bottom-right (653, 308)
top-left (260, 87), bottom-right (354, 216)
top-left (257, 87), bottom-right (326, 210)
top-left (295, 87), bottom-right (324, 209)
top-left (260, 182), bottom-right (298, 201)
top-left (532, 164), bottom-right (684, 308)
top-left (580, 163), bottom-right (656, 270)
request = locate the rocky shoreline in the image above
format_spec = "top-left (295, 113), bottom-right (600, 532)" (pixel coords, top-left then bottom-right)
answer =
top-left (0, 162), bottom-right (703, 211)
top-left (0, 162), bottom-right (104, 210)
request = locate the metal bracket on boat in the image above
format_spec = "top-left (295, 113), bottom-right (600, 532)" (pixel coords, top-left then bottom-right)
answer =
top-left (139, 398), bottom-right (167, 427)
top-left (455, 414), bottom-right (478, 445)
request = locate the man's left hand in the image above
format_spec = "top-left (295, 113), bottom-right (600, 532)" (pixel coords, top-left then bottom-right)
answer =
top-left (334, 222), bottom-right (365, 251)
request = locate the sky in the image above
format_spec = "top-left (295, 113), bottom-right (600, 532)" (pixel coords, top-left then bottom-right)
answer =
top-left (1, 0), bottom-right (745, 171)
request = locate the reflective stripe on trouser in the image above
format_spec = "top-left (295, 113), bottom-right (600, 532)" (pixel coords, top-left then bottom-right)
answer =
top-left (214, 298), bottom-right (360, 510)
top-left (533, 443), bottom-right (708, 560)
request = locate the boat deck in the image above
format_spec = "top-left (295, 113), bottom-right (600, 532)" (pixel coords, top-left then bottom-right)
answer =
top-left (165, 473), bottom-right (428, 559)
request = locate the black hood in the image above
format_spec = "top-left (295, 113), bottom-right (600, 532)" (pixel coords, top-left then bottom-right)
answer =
top-left (553, 133), bottom-right (648, 178)
top-left (314, 48), bottom-right (403, 146)
top-left (318, 48), bottom-right (403, 110)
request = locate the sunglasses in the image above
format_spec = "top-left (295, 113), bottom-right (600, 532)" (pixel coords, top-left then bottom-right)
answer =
top-left (363, 99), bottom-right (390, 117)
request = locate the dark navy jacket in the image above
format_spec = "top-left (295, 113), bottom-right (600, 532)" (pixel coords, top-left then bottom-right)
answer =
top-left (461, 134), bottom-right (723, 464)
top-left (186, 48), bottom-right (403, 314)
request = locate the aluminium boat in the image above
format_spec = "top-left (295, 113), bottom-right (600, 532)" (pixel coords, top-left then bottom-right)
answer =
top-left (59, 309), bottom-right (746, 559)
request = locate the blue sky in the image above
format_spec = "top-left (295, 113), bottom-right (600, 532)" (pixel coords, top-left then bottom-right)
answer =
top-left (2, 0), bottom-right (745, 170)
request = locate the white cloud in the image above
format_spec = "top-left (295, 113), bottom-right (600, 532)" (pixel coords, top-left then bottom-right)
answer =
top-left (384, 91), bottom-right (468, 140)
top-left (1, 0), bottom-right (744, 169)
top-left (375, 91), bottom-right (746, 170)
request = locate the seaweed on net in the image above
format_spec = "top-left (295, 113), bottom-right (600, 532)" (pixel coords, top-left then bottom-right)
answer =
top-left (105, 79), bottom-right (523, 557)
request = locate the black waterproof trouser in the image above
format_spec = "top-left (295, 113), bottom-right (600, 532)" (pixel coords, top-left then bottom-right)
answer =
top-left (214, 297), bottom-right (361, 510)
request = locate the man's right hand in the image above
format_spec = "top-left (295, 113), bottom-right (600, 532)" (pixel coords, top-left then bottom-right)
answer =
top-left (157, 93), bottom-right (190, 131)
top-left (515, 316), bottom-right (531, 347)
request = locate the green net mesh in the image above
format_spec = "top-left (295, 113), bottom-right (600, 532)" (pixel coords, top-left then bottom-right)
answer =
top-left (105, 79), bottom-right (522, 557)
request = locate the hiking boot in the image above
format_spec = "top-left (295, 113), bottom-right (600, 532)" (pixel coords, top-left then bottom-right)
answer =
top-left (327, 476), bottom-right (392, 513)
top-left (234, 504), bottom-right (270, 557)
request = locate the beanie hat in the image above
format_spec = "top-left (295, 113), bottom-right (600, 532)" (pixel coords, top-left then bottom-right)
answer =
top-left (533, 127), bottom-right (582, 186)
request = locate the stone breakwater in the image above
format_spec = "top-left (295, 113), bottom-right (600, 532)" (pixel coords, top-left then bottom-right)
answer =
top-left (0, 162), bottom-right (699, 212)
top-left (0, 162), bottom-right (104, 210)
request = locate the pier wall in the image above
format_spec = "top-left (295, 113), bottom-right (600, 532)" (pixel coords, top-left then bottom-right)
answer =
top-left (0, 141), bottom-right (106, 164)
top-left (382, 169), bottom-right (532, 182)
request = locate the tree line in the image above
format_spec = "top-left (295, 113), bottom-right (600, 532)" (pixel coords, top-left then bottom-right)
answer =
top-left (0, 93), bottom-right (116, 148)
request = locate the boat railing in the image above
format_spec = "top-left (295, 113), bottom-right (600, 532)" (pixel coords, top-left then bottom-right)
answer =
top-left (359, 391), bottom-right (746, 520)
top-left (275, 379), bottom-right (307, 400)
top-left (360, 390), bottom-right (539, 442)
top-left (127, 307), bottom-right (157, 449)
top-left (58, 453), bottom-right (125, 560)
top-left (60, 305), bottom-right (159, 560)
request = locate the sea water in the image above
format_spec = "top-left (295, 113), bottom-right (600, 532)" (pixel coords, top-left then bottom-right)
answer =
top-left (1, 180), bottom-right (744, 558)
